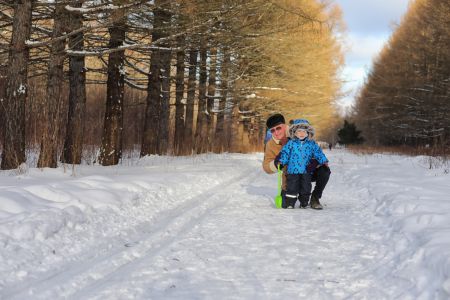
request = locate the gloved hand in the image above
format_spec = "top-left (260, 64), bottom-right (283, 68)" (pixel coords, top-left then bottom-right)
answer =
top-left (306, 158), bottom-right (319, 173)
top-left (274, 153), bottom-right (283, 169)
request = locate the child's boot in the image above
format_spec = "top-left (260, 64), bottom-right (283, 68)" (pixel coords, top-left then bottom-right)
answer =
top-left (299, 195), bottom-right (309, 209)
top-left (285, 194), bottom-right (297, 209)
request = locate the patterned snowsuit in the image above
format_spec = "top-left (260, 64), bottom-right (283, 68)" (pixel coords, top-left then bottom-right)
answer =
top-left (279, 137), bottom-right (328, 207)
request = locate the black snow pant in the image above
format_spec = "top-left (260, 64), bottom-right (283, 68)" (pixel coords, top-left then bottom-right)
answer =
top-left (285, 173), bottom-right (312, 208)
top-left (311, 165), bottom-right (331, 199)
top-left (281, 165), bottom-right (331, 207)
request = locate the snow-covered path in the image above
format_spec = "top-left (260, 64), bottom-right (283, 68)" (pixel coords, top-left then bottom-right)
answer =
top-left (1, 151), bottom-right (449, 299)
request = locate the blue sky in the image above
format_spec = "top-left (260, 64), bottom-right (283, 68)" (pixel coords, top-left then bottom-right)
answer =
top-left (333, 0), bottom-right (411, 114)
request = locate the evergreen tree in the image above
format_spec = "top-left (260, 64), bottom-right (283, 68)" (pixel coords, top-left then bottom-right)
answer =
top-left (338, 120), bottom-right (364, 145)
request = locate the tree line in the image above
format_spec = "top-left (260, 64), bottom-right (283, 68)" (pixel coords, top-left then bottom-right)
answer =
top-left (0, 0), bottom-right (344, 170)
top-left (353, 0), bottom-right (449, 150)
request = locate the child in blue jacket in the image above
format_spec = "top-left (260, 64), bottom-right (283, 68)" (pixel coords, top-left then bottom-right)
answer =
top-left (276, 120), bottom-right (328, 208)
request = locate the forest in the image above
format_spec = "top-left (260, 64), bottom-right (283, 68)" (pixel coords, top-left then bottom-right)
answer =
top-left (0, 0), bottom-right (344, 170)
top-left (353, 0), bottom-right (449, 153)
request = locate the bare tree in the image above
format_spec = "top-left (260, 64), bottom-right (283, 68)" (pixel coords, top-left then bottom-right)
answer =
top-left (158, 35), bottom-right (171, 154)
top-left (98, 7), bottom-right (127, 166)
top-left (141, 0), bottom-right (171, 156)
top-left (0, 0), bottom-right (345, 163)
top-left (173, 34), bottom-right (185, 155)
top-left (38, 2), bottom-right (67, 168)
top-left (214, 48), bottom-right (230, 153)
top-left (1, 0), bottom-right (33, 170)
top-left (206, 46), bottom-right (217, 152)
top-left (194, 46), bottom-right (208, 154)
top-left (61, 1), bottom-right (86, 165)
top-left (183, 48), bottom-right (198, 155)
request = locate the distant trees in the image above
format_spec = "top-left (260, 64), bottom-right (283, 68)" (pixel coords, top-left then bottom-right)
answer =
top-left (0, 0), bottom-right (345, 169)
top-left (353, 0), bottom-right (450, 149)
top-left (337, 120), bottom-right (363, 145)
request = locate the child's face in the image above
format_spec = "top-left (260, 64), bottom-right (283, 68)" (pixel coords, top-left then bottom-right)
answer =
top-left (295, 129), bottom-right (308, 139)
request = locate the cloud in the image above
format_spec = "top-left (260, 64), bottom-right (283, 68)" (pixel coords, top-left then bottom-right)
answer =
top-left (332, 1), bottom-right (411, 114)
top-left (346, 33), bottom-right (388, 64)
top-left (342, 65), bottom-right (366, 85)
top-left (339, 34), bottom-right (387, 93)
top-left (335, 0), bottom-right (411, 35)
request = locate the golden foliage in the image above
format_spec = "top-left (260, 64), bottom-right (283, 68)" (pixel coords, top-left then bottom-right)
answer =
top-left (236, 0), bottom-right (345, 139)
top-left (354, 0), bottom-right (450, 147)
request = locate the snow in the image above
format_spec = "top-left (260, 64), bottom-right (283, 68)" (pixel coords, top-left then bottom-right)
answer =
top-left (64, 4), bottom-right (119, 14)
top-left (15, 84), bottom-right (26, 96)
top-left (0, 150), bottom-right (449, 299)
top-left (25, 40), bottom-right (41, 47)
top-left (119, 64), bottom-right (126, 76)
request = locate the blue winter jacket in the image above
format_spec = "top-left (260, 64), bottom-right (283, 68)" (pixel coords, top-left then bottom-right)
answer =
top-left (279, 138), bottom-right (328, 174)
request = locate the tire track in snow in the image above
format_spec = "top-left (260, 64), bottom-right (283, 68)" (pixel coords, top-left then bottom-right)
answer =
top-left (2, 169), bottom-right (258, 300)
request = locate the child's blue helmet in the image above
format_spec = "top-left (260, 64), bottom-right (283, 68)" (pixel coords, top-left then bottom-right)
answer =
top-left (290, 119), bottom-right (310, 125)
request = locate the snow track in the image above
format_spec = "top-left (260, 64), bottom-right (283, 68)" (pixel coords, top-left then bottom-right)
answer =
top-left (68, 171), bottom-right (257, 300)
top-left (2, 165), bottom-right (256, 299)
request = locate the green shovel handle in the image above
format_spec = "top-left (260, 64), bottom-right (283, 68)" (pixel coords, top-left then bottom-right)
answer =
top-left (277, 164), bottom-right (282, 195)
top-left (274, 164), bottom-right (283, 208)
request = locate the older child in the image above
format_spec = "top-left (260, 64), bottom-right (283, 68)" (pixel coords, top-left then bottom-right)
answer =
top-left (276, 120), bottom-right (328, 208)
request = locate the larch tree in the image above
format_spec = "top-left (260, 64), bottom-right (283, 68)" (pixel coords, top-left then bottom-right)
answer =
top-left (62, 0), bottom-right (87, 165)
top-left (98, 4), bottom-right (127, 166)
top-left (38, 2), bottom-right (67, 168)
top-left (141, 0), bottom-right (172, 156)
top-left (1, 0), bottom-right (34, 170)
top-left (354, 0), bottom-right (449, 149)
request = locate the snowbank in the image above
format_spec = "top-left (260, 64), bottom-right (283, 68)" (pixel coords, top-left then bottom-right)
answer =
top-left (0, 151), bottom-right (449, 298)
top-left (334, 152), bottom-right (450, 298)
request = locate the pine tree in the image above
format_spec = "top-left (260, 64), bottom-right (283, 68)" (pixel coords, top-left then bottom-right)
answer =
top-left (338, 120), bottom-right (364, 145)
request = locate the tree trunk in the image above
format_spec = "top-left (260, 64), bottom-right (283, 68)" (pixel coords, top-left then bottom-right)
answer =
top-left (228, 98), bottom-right (242, 153)
top-left (141, 0), bottom-right (170, 157)
top-left (214, 49), bottom-right (230, 153)
top-left (141, 47), bottom-right (161, 156)
top-left (206, 47), bottom-right (217, 152)
top-left (98, 14), bottom-right (126, 166)
top-left (0, 69), bottom-right (6, 133)
top-left (173, 36), bottom-right (185, 155)
top-left (61, 0), bottom-right (86, 165)
top-left (183, 49), bottom-right (198, 155)
top-left (38, 3), bottom-right (66, 168)
top-left (158, 43), bottom-right (171, 155)
top-left (1, 0), bottom-right (33, 170)
top-left (237, 119), bottom-right (245, 153)
top-left (224, 85), bottom-right (238, 152)
top-left (194, 47), bottom-right (208, 154)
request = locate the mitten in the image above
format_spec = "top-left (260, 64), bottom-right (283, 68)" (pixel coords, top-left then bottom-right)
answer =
top-left (306, 158), bottom-right (319, 173)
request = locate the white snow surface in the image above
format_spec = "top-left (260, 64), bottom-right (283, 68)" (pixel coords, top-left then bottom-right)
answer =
top-left (0, 150), bottom-right (449, 299)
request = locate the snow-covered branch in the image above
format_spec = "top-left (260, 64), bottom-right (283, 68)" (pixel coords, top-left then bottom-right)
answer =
top-left (64, 3), bottom-right (138, 14)
top-left (66, 43), bottom-right (179, 57)
top-left (240, 86), bottom-right (301, 95)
